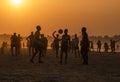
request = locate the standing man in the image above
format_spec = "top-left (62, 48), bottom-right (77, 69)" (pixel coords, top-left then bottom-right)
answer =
top-left (104, 42), bottom-right (109, 53)
top-left (110, 39), bottom-right (114, 53)
top-left (17, 34), bottom-right (23, 55)
top-left (30, 25), bottom-right (43, 63)
top-left (10, 33), bottom-right (18, 56)
top-left (72, 34), bottom-right (80, 57)
top-left (60, 29), bottom-right (70, 64)
top-left (52, 31), bottom-right (61, 57)
top-left (41, 34), bottom-right (48, 56)
top-left (97, 40), bottom-right (102, 53)
top-left (110, 39), bottom-right (119, 54)
top-left (80, 27), bottom-right (89, 65)
top-left (26, 32), bottom-right (34, 56)
top-left (90, 41), bottom-right (94, 52)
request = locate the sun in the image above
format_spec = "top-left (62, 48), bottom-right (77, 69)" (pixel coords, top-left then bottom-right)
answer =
top-left (12, 0), bottom-right (22, 4)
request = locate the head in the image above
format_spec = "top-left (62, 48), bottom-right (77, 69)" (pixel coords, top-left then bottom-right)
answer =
top-left (18, 34), bottom-right (20, 37)
top-left (14, 33), bottom-right (16, 36)
top-left (64, 29), bottom-right (68, 34)
top-left (36, 25), bottom-right (41, 31)
top-left (75, 34), bottom-right (77, 37)
top-left (82, 27), bottom-right (86, 33)
top-left (31, 32), bottom-right (33, 35)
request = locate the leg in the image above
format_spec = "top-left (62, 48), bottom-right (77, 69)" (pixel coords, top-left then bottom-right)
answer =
top-left (44, 47), bottom-right (47, 56)
top-left (29, 47), bottom-right (31, 56)
top-left (11, 46), bottom-right (14, 56)
top-left (32, 47), bottom-right (34, 55)
top-left (38, 47), bottom-right (43, 63)
top-left (65, 51), bottom-right (68, 64)
top-left (56, 48), bottom-right (59, 57)
top-left (15, 46), bottom-right (18, 56)
top-left (60, 50), bottom-right (63, 64)
top-left (77, 48), bottom-right (80, 57)
top-left (30, 48), bottom-right (38, 63)
top-left (84, 51), bottom-right (88, 64)
top-left (17, 46), bottom-right (20, 55)
top-left (38, 50), bottom-right (43, 63)
top-left (81, 50), bottom-right (85, 64)
top-left (75, 48), bottom-right (77, 58)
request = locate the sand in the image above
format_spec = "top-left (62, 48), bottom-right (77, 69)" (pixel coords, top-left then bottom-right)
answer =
top-left (0, 48), bottom-right (120, 82)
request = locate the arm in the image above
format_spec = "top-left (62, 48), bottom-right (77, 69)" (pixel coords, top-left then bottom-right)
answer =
top-left (68, 35), bottom-right (71, 47)
top-left (52, 31), bottom-right (56, 39)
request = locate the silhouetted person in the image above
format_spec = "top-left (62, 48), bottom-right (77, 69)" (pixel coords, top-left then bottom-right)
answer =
top-left (72, 34), bottom-right (79, 57)
top-left (71, 39), bottom-right (74, 53)
top-left (90, 41), bottom-right (94, 52)
top-left (52, 31), bottom-right (61, 57)
top-left (80, 27), bottom-right (89, 65)
top-left (1, 41), bottom-right (6, 54)
top-left (112, 39), bottom-right (120, 53)
top-left (10, 33), bottom-right (18, 56)
top-left (104, 42), bottom-right (109, 53)
top-left (110, 40), bottom-right (114, 53)
top-left (26, 32), bottom-right (34, 56)
top-left (110, 39), bottom-right (118, 54)
top-left (97, 40), bottom-right (102, 53)
top-left (30, 25), bottom-right (43, 63)
top-left (60, 29), bottom-right (70, 64)
top-left (112, 40), bottom-right (116, 53)
top-left (17, 34), bottom-right (23, 55)
top-left (41, 34), bottom-right (48, 56)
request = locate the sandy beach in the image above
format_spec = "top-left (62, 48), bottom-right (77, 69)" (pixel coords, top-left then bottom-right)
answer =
top-left (0, 48), bottom-right (120, 82)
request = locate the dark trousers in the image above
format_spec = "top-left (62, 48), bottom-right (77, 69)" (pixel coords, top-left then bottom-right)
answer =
top-left (11, 46), bottom-right (17, 56)
top-left (31, 48), bottom-right (42, 62)
top-left (55, 48), bottom-right (59, 57)
top-left (60, 46), bottom-right (68, 64)
top-left (81, 48), bottom-right (88, 64)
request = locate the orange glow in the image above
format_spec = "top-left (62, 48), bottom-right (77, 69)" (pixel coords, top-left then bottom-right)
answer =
top-left (0, 0), bottom-right (120, 36)
top-left (12, 0), bottom-right (22, 4)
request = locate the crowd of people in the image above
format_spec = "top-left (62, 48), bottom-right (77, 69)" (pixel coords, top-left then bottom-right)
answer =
top-left (5, 26), bottom-right (89, 65)
top-left (10, 33), bottom-right (23, 56)
top-left (89, 39), bottom-right (119, 54)
top-left (0, 25), bottom-right (120, 65)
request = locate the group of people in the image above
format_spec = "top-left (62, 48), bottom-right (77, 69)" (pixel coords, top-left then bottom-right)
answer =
top-left (89, 39), bottom-right (119, 53)
top-left (103, 39), bottom-right (119, 53)
top-left (3, 25), bottom-right (119, 65)
top-left (52, 27), bottom-right (89, 65)
top-left (27, 26), bottom-right (48, 63)
top-left (10, 33), bottom-right (23, 56)
top-left (10, 25), bottom-right (89, 65)
top-left (1, 41), bottom-right (7, 54)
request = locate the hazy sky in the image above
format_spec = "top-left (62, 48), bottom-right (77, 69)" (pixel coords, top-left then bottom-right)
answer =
top-left (0, 0), bottom-right (120, 36)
